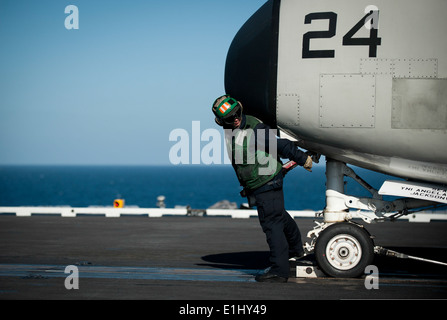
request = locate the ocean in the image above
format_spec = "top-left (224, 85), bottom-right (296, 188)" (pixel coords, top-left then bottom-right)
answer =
top-left (0, 164), bottom-right (397, 211)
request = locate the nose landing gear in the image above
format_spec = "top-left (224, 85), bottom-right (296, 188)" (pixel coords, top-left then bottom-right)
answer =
top-left (298, 158), bottom-right (446, 278)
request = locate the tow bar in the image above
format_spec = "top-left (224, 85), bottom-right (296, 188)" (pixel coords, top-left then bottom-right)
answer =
top-left (374, 246), bottom-right (447, 267)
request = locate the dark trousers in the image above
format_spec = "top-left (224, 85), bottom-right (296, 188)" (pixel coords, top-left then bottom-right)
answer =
top-left (254, 187), bottom-right (304, 278)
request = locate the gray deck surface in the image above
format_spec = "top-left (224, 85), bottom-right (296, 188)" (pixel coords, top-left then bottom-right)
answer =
top-left (0, 215), bottom-right (446, 304)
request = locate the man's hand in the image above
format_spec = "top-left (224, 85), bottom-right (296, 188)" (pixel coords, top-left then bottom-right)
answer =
top-left (303, 155), bottom-right (313, 172)
top-left (305, 151), bottom-right (321, 164)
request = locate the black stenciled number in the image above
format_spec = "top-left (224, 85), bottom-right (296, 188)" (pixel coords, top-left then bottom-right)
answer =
top-left (343, 10), bottom-right (381, 57)
top-left (302, 10), bottom-right (381, 58)
top-left (302, 12), bottom-right (337, 59)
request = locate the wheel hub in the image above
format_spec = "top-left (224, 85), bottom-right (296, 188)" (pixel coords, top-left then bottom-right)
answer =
top-left (326, 234), bottom-right (362, 270)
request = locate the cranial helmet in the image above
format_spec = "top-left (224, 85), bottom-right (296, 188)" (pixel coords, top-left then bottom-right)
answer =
top-left (212, 95), bottom-right (243, 127)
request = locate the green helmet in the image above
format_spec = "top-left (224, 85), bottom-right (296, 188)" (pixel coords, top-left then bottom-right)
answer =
top-left (212, 95), bottom-right (243, 126)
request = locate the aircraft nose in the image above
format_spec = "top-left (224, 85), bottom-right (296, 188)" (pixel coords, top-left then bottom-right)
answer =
top-left (224, 0), bottom-right (280, 128)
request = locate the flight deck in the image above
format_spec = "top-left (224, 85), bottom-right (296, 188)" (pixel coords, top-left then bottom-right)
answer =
top-left (0, 212), bottom-right (446, 301)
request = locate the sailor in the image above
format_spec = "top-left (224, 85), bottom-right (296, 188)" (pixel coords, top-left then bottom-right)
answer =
top-left (212, 95), bottom-right (314, 282)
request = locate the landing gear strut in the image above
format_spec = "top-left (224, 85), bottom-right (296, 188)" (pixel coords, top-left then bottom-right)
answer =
top-left (307, 158), bottom-right (375, 277)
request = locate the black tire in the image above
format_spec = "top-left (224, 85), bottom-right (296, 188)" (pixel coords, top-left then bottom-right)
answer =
top-left (315, 222), bottom-right (374, 278)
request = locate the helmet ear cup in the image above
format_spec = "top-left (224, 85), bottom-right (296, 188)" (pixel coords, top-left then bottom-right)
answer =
top-left (215, 117), bottom-right (223, 126)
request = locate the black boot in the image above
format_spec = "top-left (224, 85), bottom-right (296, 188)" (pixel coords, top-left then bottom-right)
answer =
top-left (255, 272), bottom-right (288, 283)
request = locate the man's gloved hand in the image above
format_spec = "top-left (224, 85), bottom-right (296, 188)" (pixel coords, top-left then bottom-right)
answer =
top-left (305, 151), bottom-right (321, 164)
top-left (303, 155), bottom-right (313, 172)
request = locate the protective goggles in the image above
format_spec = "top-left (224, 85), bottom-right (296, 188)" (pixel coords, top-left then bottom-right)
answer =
top-left (221, 107), bottom-right (242, 125)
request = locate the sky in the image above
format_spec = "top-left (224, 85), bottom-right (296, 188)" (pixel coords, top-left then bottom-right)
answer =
top-left (0, 0), bottom-right (267, 165)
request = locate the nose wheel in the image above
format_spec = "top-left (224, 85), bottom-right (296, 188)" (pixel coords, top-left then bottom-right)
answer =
top-left (315, 222), bottom-right (374, 278)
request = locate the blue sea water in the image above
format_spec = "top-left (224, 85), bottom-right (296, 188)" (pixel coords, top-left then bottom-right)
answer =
top-left (0, 165), bottom-right (395, 211)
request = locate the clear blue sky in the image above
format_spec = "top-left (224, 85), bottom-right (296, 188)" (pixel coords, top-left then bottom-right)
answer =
top-left (0, 0), bottom-right (267, 165)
